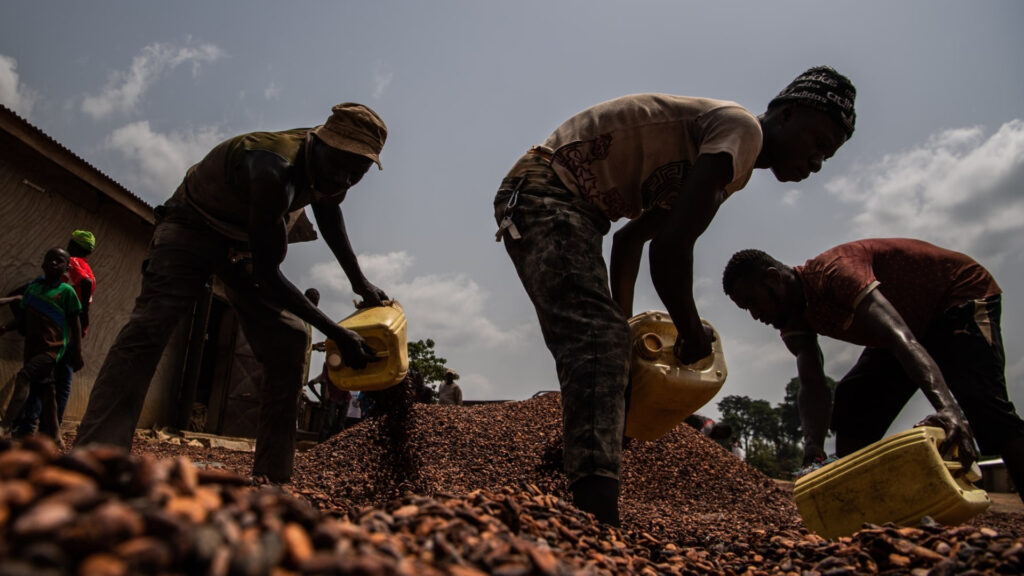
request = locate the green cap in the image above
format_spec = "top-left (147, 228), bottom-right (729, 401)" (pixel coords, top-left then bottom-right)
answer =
top-left (70, 230), bottom-right (96, 252)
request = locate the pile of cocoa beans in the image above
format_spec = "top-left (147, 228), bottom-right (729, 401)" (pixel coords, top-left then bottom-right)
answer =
top-left (2, 434), bottom-right (1023, 575)
top-left (293, 392), bottom-right (802, 545)
top-left (13, 391), bottom-right (1019, 574)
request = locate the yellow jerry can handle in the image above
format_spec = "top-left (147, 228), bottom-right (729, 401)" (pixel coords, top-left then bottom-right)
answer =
top-left (326, 349), bottom-right (389, 369)
top-left (936, 437), bottom-right (983, 483)
top-left (943, 459), bottom-right (983, 483)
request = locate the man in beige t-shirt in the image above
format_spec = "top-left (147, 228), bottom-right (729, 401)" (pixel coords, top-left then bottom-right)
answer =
top-left (493, 67), bottom-right (856, 526)
top-left (438, 369), bottom-right (463, 406)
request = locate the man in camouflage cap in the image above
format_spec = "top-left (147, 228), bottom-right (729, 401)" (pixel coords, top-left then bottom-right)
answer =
top-left (494, 66), bottom-right (856, 525)
top-left (77, 103), bottom-right (390, 484)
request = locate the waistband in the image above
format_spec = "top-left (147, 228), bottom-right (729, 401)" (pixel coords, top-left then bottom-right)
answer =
top-left (503, 147), bottom-right (568, 194)
top-left (526, 145), bottom-right (553, 162)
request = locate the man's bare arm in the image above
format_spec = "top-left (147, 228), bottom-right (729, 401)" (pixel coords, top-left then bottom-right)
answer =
top-left (610, 209), bottom-right (667, 319)
top-left (311, 200), bottom-right (388, 306)
top-left (79, 278), bottom-right (93, 334)
top-left (649, 152), bottom-right (732, 363)
top-left (783, 330), bottom-right (831, 463)
top-left (852, 289), bottom-right (978, 467)
top-left (243, 154), bottom-right (375, 368)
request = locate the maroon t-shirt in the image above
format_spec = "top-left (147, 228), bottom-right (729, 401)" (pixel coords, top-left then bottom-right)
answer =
top-left (793, 238), bottom-right (1000, 346)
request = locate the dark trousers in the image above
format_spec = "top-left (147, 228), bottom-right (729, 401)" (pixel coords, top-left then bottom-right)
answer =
top-left (15, 356), bottom-right (73, 434)
top-left (75, 200), bottom-right (308, 482)
top-left (494, 154), bottom-right (629, 485)
top-left (2, 353), bottom-right (60, 443)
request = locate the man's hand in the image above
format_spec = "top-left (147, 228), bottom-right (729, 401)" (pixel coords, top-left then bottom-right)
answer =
top-left (673, 323), bottom-right (714, 365)
top-left (354, 280), bottom-right (389, 308)
top-left (329, 325), bottom-right (379, 370)
top-left (917, 408), bottom-right (979, 474)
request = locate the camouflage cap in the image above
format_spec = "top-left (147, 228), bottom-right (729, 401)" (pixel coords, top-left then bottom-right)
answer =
top-left (312, 103), bottom-right (387, 169)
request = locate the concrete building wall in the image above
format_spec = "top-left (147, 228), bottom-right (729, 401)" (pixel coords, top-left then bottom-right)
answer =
top-left (0, 110), bottom-right (187, 428)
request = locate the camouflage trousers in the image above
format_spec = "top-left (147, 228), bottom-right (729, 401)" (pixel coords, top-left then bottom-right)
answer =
top-left (494, 152), bottom-right (630, 485)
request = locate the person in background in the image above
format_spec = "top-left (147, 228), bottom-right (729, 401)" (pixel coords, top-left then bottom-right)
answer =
top-left (494, 67), bottom-right (856, 525)
top-left (410, 369), bottom-right (434, 404)
top-left (345, 391), bottom-right (363, 428)
top-left (75, 103), bottom-right (389, 484)
top-left (438, 369), bottom-right (462, 405)
top-left (684, 413), bottom-right (716, 436)
top-left (0, 248), bottom-right (83, 448)
top-left (16, 230), bottom-right (96, 435)
top-left (723, 239), bottom-right (1024, 502)
top-left (306, 359), bottom-right (349, 441)
top-left (731, 438), bottom-right (746, 461)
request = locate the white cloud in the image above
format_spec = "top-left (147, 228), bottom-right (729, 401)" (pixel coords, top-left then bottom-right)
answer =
top-left (1009, 356), bottom-right (1024, 385)
top-left (264, 81), bottom-right (281, 101)
top-left (693, 276), bottom-right (716, 309)
top-left (82, 41), bottom-right (225, 120)
top-left (103, 120), bottom-right (226, 201)
top-left (372, 62), bottom-right (393, 100)
top-left (0, 54), bottom-right (38, 118)
top-left (781, 189), bottom-right (801, 206)
top-left (308, 251), bottom-right (527, 350)
top-left (826, 120), bottom-right (1024, 266)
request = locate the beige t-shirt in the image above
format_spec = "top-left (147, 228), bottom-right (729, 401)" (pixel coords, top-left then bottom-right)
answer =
top-left (543, 94), bottom-right (763, 221)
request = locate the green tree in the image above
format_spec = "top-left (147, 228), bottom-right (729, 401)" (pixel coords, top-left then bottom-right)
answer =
top-left (718, 395), bottom-right (778, 453)
top-left (407, 338), bottom-right (449, 385)
top-left (778, 378), bottom-right (804, 449)
top-left (718, 395), bottom-right (753, 447)
top-left (718, 376), bottom-right (838, 479)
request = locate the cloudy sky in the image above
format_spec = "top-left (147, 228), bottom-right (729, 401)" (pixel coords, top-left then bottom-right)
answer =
top-left (2, 1), bottom-right (1022, 439)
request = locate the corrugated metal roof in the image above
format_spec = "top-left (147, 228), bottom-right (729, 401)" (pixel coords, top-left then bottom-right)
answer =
top-left (0, 104), bottom-right (155, 224)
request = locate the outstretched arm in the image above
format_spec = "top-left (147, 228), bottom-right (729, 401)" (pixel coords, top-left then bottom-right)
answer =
top-left (311, 199), bottom-right (388, 307)
top-left (610, 209), bottom-right (667, 319)
top-left (649, 152), bottom-right (732, 364)
top-left (244, 154), bottom-right (377, 369)
top-left (78, 278), bottom-right (93, 336)
top-left (853, 289), bottom-right (978, 468)
top-left (783, 330), bottom-right (831, 464)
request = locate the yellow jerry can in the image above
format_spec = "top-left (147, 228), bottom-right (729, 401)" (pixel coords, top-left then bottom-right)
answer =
top-left (624, 311), bottom-right (727, 441)
top-left (794, 426), bottom-right (990, 540)
top-left (324, 301), bottom-right (409, 391)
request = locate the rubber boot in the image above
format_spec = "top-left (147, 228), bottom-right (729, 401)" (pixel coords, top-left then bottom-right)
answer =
top-left (999, 436), bottom-right (1024, 505)
top-left (570, 475), bottom-right (621, 527)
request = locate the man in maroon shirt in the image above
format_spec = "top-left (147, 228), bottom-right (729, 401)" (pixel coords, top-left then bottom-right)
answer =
top-left (723, 239), bottom-right (1024, 500)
